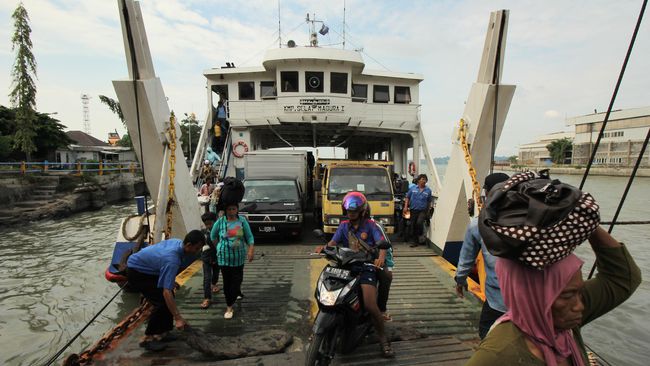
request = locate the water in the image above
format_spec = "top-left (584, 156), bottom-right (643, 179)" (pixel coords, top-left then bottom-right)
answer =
top-left (0, 204), bottom-right (140, 366)
top-left (0, 173), bottom-right (648, 365)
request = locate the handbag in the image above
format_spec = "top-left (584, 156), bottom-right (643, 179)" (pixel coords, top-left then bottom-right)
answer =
top-left (478, 170), bottom-right (600, 269)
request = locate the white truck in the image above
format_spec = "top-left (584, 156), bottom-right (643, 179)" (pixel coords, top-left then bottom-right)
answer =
top-left (243, 150), bottom-right (309, 197)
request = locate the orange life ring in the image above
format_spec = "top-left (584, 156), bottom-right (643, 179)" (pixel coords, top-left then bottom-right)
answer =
top-left (232, 140), bottom-right (249, 158)
top-left (408, 161), bottom-right (416, 176)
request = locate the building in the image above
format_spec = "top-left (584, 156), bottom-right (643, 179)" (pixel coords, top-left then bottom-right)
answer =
top-left (108, 130), bottom-right (121, 146)
top-left (567, 107), bottom-right (650, 167)
top-left (55, 130), bottom-right (135, 163)
top-left (518, 131), bottom-right (574, 165)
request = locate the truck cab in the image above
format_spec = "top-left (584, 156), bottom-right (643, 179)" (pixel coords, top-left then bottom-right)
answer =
top-left (314, 160), bottom-right (395, 234)
top-left (239, 177), bottom-right (304, 239)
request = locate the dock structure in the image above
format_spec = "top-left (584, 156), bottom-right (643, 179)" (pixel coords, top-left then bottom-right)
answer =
top-left (96, 242), bottom-right (481, 365)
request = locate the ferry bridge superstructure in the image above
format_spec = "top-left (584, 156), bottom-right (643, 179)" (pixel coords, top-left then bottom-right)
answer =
top-left (114, 0), bottom-right (514, 263)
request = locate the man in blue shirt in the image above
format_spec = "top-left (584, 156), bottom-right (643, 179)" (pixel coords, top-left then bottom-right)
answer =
top-left (403, 174), bottom-right (433, 246)
top-left (455, 173), bottom-right (509, 339)
top-left (127, 230), bottom-right (205, 351)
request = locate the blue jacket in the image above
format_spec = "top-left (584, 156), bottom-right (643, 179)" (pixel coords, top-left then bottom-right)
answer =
top-left (455, 218), bottom-right (506, 313)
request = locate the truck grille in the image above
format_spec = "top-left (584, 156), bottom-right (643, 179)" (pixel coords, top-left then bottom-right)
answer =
top-left (247, 215), bottom-right (287, 223)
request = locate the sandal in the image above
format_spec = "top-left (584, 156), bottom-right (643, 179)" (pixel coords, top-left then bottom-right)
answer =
top-left (224, 308), bottom-right (234, 319)
top-left (381, 312), bottom-right (393, 322)
top-left (200, 299), bottom-right (211, 309)
top-left (379, 341), bottom-right (395, 358)
top-left (211, 285), bottom-right (221, 293)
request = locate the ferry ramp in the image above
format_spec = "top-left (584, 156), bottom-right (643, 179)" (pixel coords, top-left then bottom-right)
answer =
top-left (95, 242), bottom-right (481, 365)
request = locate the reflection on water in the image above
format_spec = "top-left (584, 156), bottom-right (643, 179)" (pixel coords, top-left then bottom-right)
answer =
top-left (0, 203), bottom-right (139, 366)
top-left (0, 171), bottom-right (648, 366)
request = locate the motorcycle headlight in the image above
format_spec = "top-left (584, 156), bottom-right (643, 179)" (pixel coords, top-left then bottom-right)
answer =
top-left (318, 283), bottom-right (343, 306)
top-left (329, 217), bottom-right (340, 225)
top-left (378, 217), bottom-right (392, 226)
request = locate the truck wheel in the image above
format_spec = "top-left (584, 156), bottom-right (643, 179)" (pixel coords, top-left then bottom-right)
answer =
top-left (305, 333), bottom-right (330, 366)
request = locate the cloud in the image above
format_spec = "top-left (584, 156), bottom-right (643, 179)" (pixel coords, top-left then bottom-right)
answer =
top-left (544, 110), bottom-right (560, 118)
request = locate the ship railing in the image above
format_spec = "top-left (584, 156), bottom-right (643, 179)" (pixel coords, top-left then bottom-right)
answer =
top-left (0, 161), bottom-right (140, 176)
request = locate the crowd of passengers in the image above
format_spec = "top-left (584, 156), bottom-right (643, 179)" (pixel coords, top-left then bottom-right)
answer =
top-left (124, 167), bottom-right (641, 363)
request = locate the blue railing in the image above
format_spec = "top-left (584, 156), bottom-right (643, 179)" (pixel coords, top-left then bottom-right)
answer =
top-left (0, 161), bottom-right (140, 175)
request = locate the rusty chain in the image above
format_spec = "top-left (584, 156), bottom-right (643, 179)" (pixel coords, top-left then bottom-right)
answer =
top-left (164, 112), bottom-right (178, 240)
top-left (458, 119), bottom-right (483, 212)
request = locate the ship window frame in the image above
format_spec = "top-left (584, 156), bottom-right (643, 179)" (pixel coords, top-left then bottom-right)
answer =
top-left (373, 85), bottom-right (390, 103)
top-left (352, 83), bottom-right (367, 102)
top-left (394, 86), bottom-right (411, 104)
top-left (238, 81), bottom-right (255, 100)
top-left (305, 71), bottom-right (324, 93)
top-left (281, 71), bottom-right (299, 93)
top-left (330, 72), bottom-right (348, 94)
top-left (260, 81), bottom-right (277, 99)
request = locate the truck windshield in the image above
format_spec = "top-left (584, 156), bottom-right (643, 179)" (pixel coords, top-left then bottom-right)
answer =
top-left (327, 168), bottom-right (392, 200)
top-left (242, 180), bottom-right (299, 202)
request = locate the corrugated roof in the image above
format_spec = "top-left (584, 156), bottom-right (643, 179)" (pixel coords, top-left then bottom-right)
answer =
top-left (66, 130), bottom-right (108, 147)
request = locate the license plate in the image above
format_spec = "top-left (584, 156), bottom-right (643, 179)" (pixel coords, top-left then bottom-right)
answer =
top-left (324, 267), bottom-right (351, 279)
top-left (259, 226), bottom-right (276, 232)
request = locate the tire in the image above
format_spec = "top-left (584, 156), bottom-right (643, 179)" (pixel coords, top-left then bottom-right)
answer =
top-left (305, 333), bottom-right (331, 366)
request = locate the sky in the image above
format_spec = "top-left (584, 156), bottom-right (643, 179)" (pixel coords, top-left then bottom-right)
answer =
top-left (0, 0), bottom-right (648, 157)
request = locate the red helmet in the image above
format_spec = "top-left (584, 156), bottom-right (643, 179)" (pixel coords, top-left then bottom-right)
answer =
top-left (342, 191), bottom-right (369, 216)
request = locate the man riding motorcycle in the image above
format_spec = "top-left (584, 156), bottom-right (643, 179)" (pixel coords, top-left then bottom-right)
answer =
top-left (316, 191), bottom-right (395, 358)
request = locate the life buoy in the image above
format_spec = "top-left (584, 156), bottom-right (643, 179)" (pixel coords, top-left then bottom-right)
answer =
top-left (232, 140), bottom-right (249, 158)
top-left (408, 161), bottom-right (416, 176)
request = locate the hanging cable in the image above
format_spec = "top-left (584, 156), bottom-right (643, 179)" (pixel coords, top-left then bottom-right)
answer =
top-left (490, 11), bottom-right (506, 174)
top-left (579, 0), bottom-right (647, 190)
top-left (42, 283), bottom-right (128, 366)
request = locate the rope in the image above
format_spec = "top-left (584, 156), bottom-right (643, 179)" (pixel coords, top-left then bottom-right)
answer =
top-left (42, 282), bottom-right (128, 366)
top-left (122, 0), bottom-right (152, 237)
top-left (579, 0), bottom-right (647, 190)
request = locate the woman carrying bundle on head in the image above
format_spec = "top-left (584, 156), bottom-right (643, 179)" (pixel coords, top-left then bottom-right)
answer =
top-left (466, 171), bottom-right (642, 366)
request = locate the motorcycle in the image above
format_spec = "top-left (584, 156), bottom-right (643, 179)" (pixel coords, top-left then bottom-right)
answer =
top-left (305, 230), bottom-right (389, 366)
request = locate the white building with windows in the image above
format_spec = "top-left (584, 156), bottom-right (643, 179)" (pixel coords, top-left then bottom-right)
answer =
top-left (567, 107), bottom-right (650, 167)
top-left (518, 131), bottom-right (574, 165)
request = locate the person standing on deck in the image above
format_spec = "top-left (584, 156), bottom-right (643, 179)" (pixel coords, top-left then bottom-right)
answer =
top-left (213, 96), bottom-right (228, 155)
top-left (200, 212), bottom-right (220, 309)
top-left (210, 203), bottom-right (255, 319)
top-left (403, 174), bottom-right (433, 246)
top-left (126, 230), bottom-right (205, 352)
top-left (455, 173), bottom-right (509, 339)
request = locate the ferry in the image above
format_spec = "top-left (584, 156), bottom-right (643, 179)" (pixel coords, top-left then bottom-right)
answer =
top-left (69, 0), bottom-right (519, 364)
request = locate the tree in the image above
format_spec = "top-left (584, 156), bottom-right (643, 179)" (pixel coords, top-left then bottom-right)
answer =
top-left (546, 138), bottom-right (573, 165)
top-left (179, 113), bottom-right (201, 161)
top-left (99, 94), bottom-right (132, 148)
top-left (32, 112), bottom-right (73, 160)
top-left (9, 2), bottom-right (37, 160)
top-left (507, 155), bottom-right (518, 164)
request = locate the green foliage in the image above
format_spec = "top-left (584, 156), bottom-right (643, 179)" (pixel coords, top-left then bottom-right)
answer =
top-left (179, 113), bottom-right (201, 160)
top-left (546, 138), bottom-right (573, 165)
top-left (99, 95), bottom-right (125, 125)
top-left (507, 155), bottom-right (518, 164)
top-left (9, 3), bottom-right (38, 159)
top-left (117, 133), bottom-right (132, 147)
top-left (0, 135), bottom-right (13, 159)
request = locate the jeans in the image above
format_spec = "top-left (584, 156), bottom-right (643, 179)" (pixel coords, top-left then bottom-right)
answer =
top-left (126, 268), bottom-right (173, 336)
top-left (478, 301), bottom-right (505, 339)
top-left (201, 248), bottom-right (220, 299)
top-left (221, 265), bottom-right (244, 306)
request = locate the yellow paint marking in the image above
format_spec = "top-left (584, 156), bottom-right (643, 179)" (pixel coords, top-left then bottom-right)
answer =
top-left (175, 259), bottom-right (203, 287)
top-left (309, 257), bottom-right (327, 320)
top-left (430, 256), bottom-right (486, 302)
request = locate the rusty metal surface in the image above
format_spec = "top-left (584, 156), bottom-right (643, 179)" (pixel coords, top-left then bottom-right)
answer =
top-left (92, 243), bottom-right (482, 365)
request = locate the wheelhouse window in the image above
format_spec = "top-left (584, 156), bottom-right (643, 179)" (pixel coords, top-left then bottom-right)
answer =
top-left (352, 83), bottom-right (367, 102)
top-left (260, 81), bottom-right (276, 98)
top-left (281, 71), bottom-right (299, 92)
top-left (394, 86), bottom-right (411, 104)
top-left (238, 81), bottom-right (255, 100)
top-left (373, 85), bottom-right (389, 103)
top-left (330, 72), bottom-right (348, 94)
top-left (305, 71), bottom-right (324, 93)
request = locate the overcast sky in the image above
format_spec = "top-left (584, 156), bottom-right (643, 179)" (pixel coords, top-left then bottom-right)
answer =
top-left (0, 0), bottom-right (648, 157)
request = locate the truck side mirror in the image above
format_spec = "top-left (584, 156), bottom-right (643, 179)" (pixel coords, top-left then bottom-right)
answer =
top-left (313, 180), bottom-right (322, 192)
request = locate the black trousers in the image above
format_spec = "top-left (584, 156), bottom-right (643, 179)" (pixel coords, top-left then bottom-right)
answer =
top-left (126, 268), bottom-right (173, 336)
top-left (201, 248), bottom-right (220, 299)
top-left (221, 265), bottom-right (244, 306)
top-left (478, 301), bottom-right (505, 339)
top-left (376, 267), bottom-right (393, 313)
top-left (407, 209), bottom-right (427, 241)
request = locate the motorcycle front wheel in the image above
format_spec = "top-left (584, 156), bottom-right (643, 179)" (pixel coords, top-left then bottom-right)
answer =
top-left (305, 333), bottom-right (331, 366)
